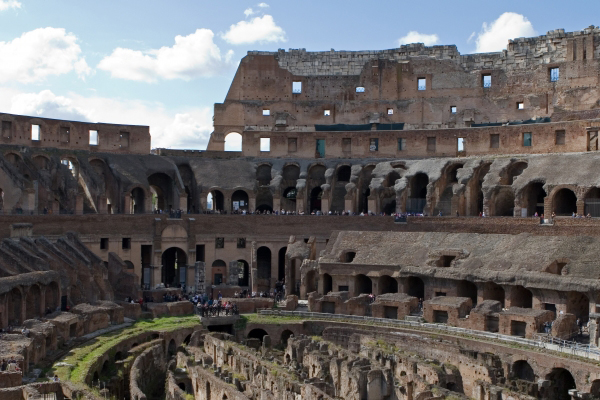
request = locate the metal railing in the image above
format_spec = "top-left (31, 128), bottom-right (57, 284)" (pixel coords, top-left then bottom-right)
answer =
top-left (259, 310), bottom-right (600, 360)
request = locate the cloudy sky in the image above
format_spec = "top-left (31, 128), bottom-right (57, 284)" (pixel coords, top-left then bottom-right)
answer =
top-left (0, 0), bottom-right (596, 149)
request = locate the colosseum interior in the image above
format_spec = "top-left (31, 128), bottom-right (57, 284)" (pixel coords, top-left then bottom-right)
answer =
top-left (2, 26), bottom-right (600, 400)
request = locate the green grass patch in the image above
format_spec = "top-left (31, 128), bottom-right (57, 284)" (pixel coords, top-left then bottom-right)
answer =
top-left (52, 316), bottom-right (200, 387)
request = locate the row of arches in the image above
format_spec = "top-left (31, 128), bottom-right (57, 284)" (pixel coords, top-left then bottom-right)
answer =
top-left (2, 281), bottom-right (60, 327)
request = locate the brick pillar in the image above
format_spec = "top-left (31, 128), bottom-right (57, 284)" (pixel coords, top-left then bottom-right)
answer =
top-left (98, 195), bottom-right (108, 214)
top-left (124, 194), bottom-right (132, 214)
top-left (577, 199), bottom-right (585, 216)
top-left (248, 196), bottom-right (256, 213)
top-left (75, 195), bottom-right (84, 215)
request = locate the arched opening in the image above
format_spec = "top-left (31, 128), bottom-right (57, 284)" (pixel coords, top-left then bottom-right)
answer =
top-left (310, 186), bottom-right (323, 213)
top-left (93, 371), bottom-right (99, 383)
top-left (323, 273), bottom-right (332, 294)
top-left (468, 162), bottom-right (491, 216)
top-left (26, 284), bottom-right (41, 320)
top-left (248, 328), bottom-right (268, 343)
top-left (45, 281), bottom-right (59, 313)
top-left (567, 291), bottom-right (589, 322)
top-left (281, 164), bottom-right (300, 212)
top-left (553, 188), bottom-right (577, 216)
top-left (184, 334), bottom-right (192, 345)
top-left (483, 282), bottom-right (505, 307)
top-left (337, 165), bottom-right (351, 182)
top-left (590, 380), bottom-right (600, 398)
top-left (257, 246), bottom-right (272, 283)
top-left (256, 164), bottom-right (273, 213)
top-left (161, 247), bottom-right (187, 288)
top-left (231, 190), bottom-right (249, 212)
top-left (8, 288), bottom-right (22, 325)
top-left (510, 285), bottom-right (532, 308)
top-left (493, 187), bottom-right (515, 216)
top-left (332, 165), bottom-right (351, 212)
top-left (178, 382), bottom-right (186, 391)
top-left (148, 173), bottom-right (174, 212)
top-left (114, 351), bottom-right (123, 361)
top-left (502, 161), bottom-right (528, 185)
top-left (522, 182), bottom-right (546, 217)
top-left (305, 270), bottom-right (317, 296)
top-left (130, 187), bottom-right (145, 214)
top-left (512, 360), bottom-right (535, 382)
top-left (281, 329), bottom-right (293, 347)
top-left (457, 280), bottom-right (478, 306)
top-left (278, 247), bottom-right (287, 281)
top-left (101, 360), bottom-right (109, 375)
top-left (60, 157), bottom-right (79, 178)
top-left (32, 155), bottom-right (49, 170)
top-left (585, 187), bottom-right (600, 217)
top-left (358, 165), bottom-right (375, 213)
top-left (407, 173), bottom-right (428, 214)
top-left (224, 132), bottom-right (242, 151)
top-left (168, 339), bottom-right (176, 357)
top-left (546, 368), bottom-right (576, 400)
top-left (447, 163), bottom-right (463, 184)
top-left (237, 259), bottom-right (250, 287)
top-left (343, 251), bottom-right (356, 263)
top-left (256, 164), bottom-right (272, 186)
top-left (379, 275), bottom-right (398, 295)
top-left (178, 164), bottom-right (197, 213)
top-left (355, 274), bottom-right (372, 296)
top-left (211, 260), bottom-right (227, 286)
top-left (207, 190), bottom-right (224, 212)
top-left (406, 277), bottom-right (424, 299)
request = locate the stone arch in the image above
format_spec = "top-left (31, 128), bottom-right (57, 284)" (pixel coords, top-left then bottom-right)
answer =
top-left (224, 132), bottom-right (242, 151)
top-left (212, 259), bottom-right (227, 285)
top-left (331, 164), bottom-right (352, 212)
top-left (510, 285), bottom-right (532, 308)
top-left (336, 165), bottom-right (351, 182)
top-left (161, 247), bottom-right (187, 288)
top-left (148, 172), bottom-right (174, 212)
top-left (309, 186), bottom-right (323, 213)
top-left (407, 173), bottom-right (429, 214)
top-left (26, 284), bottom-right (42, 320)
top-left (231, 189), bottom-right (249, 212)
top-left (248, 328), bottom-right (268, 343)
top-left (355, 274), bottom-right (372, 296)
top-left (256, 163), bottom-right (272, 186)
top-left (32, 154), bottom-right (50, 170)
top-left (281, 329), bottom-right (293, 347)
top-left (379, 275), bottom-right (398, 295)
top-left (278, 247), bottom-right (287, 281)
top-left (168, 339), bottom-right (176, 356)
top-left (323, 273), bottom-right (333, 295)
top-left (281, 187), bottom-right (297, 212)
top-left (257, 246), bottom-right (272, 281)
top-left (590, 380), bottom-right (600, 398)
top-left (130, 186), bottom-right (147, 214)
top-left (521, 181), bottom-right (546, 217)
top-left (45, 281), bottom-right (60, 312)
top-left (457, 280), bottom-right (478, 305)
top-left (178, 164), bottom-right (198, 213)
top-left (501, 161), bottom-right (528, 185)
top-left (7, 287), bottom-right (22, 325)
top-left (207, 189), bottom-right (224, 212)
top-left (237, 259), bottom-right (249, 287)
top-left (492, 187), bottom-right (515, 216)
top-left (307, 164), bottom-right (326, 213)
top-left (446, 163), bottom-right (464, 184)
top-left (60, 156), bottom-right (79, 178)
top-left (545, 368), bottom-right (576, 400)
top-left (256, 164), bottom-right (273, 212)
top-left (469, 162), bottom-right (491, 216)
top-left (406, 276), bottom-right (424, 299)
top-left (358, 164), bottom-right (376, 213)
top-left (512, 360), bottom-right (535, 382)
top-left (552, 187), bottom-right (577, 216)
top-left (584, 187), bottom-right (600, 217)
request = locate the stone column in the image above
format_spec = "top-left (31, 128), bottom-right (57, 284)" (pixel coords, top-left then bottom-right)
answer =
top-left (124, 194), bottom-right (132, 214)
top-left (98, 195), bottom-right (108, 214)
top-left (194, 261), bottom-right (206, 295)
top-left (272, 197), bottom-right (281, 212)
top-left (248, 196), bottom-right (256, 213)
top-left (179, 194), bottom-right (187, 212)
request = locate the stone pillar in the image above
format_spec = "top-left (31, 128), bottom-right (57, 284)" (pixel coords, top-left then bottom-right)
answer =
top-left (124, 194), bottom-right (132, 214)
top-left (75, 194), bottom-right (84, 215)
top-left (25, 190), bottom-right (36, 215)
top-left (151, 264), bottom-right (161, 288)
top-left (273, 197), bottom-right (281, 212)
top-left (98, 195), bottom-right (108, 214)
top-left (344, 198), bottom-right (354, 214)
top-left (588, 313), bottom-right (600, 347)
top-left (248, 196), bottom-right (256, 213)
top-left (577, 199), bottom-right (585, 216)
top-left (224, 195), bottom-right (232, 213)
top-left (368, 196), bottom-right (377, 214)
top-left (145, 195), bottom-right (153, 213)
top-left (195, 261), bottom-right (206, 295)
top-left (250, 242), bottom-right (258, 293)
top-left (321, 197), bottom-right (330, 213)
top-left (179, 194), bottom-right (187, 212)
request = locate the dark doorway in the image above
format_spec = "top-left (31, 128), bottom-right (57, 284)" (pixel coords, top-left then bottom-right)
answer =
top-left (161, 247), bottom-right (187, 287)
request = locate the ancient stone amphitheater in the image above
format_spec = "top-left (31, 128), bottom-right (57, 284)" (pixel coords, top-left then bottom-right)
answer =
top-left (2, 26), bottom-right (600, 400)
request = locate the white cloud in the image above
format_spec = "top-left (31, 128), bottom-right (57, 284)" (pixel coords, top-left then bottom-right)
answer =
top-left (257, 2), bottom-right (269, 8)
top-left (397, 31), bottom-right (439, 46)
top-left (244, 8), bottom-right (255, 17)
top-left (97, 29), bottom-right (233, 83)
top-left (0, 0), bottom-right (21, 11)
top-left (2, 88), bottom-right (213, 149)
top-left (0, 27), bottom-right (91, 83)
top-left (11, 90), bottom-right (91, 121)
top-left (475, 12), bottom-right (536, 52)
top-left (222, 15), bottom-right (285, 45)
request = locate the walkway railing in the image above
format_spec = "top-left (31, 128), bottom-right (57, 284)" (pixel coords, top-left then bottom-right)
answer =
top-left (259, 310), bottom-right (600, 361)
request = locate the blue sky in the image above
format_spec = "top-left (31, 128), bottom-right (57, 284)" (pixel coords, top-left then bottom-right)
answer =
top-left (0, 0), bottom-right (598, 149)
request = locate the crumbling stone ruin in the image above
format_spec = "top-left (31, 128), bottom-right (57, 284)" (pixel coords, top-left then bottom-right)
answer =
top-left (3, 26), bottom-right (600, 400)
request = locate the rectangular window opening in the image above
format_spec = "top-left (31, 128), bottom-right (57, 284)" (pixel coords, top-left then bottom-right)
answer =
top-left (523, 132), bottom-right (532, 147)
top-left (292, 81), bottom-right (302, 94)
top-left (490, 134), bottom-right (499, 149)
top-left (550, 67), bottom-right (560, 82)
top-left (417, 78), bottom-right (426, 91)
top-left (324, 109), bottom-right (331, 116)
top-left (89, 130), bottom-right (98, 146)
top-left (262, 109), bottom-right (270, 116)
top-left (517, 102), bottom-right (524, 110)
top-left (100, 238), bottom-right (108, 250)
top-left (398, 138), bottom-right (406, 151)
top-left (427, 137), bottom-right (436, 152)
top-left (122, 238), bottom-right (131, 250)
top-left (316, 139), bottom-right (325, 158)
top-left (369, 138), bottom-right (379, 152)
top-left (31, 124), bottom-right (41, 141)
top-left (195, 244), bottom-right (205, 262)
top-left (451, 106), bottom-right (457, 114)
top-left (556, 130), bottom-right (566, 145)
top-left (338, 285), bottom-right (349, 292)
top-left (260, 137), bottom-right (270, 152)
top-left (457, 138), bottom-right (465, 152)
top-left (387, 108), bottom-right (394, 115)
top-left (355, 87), bottom-right (365, 93)
top-left (482, 74), bottom-right (492, 88)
